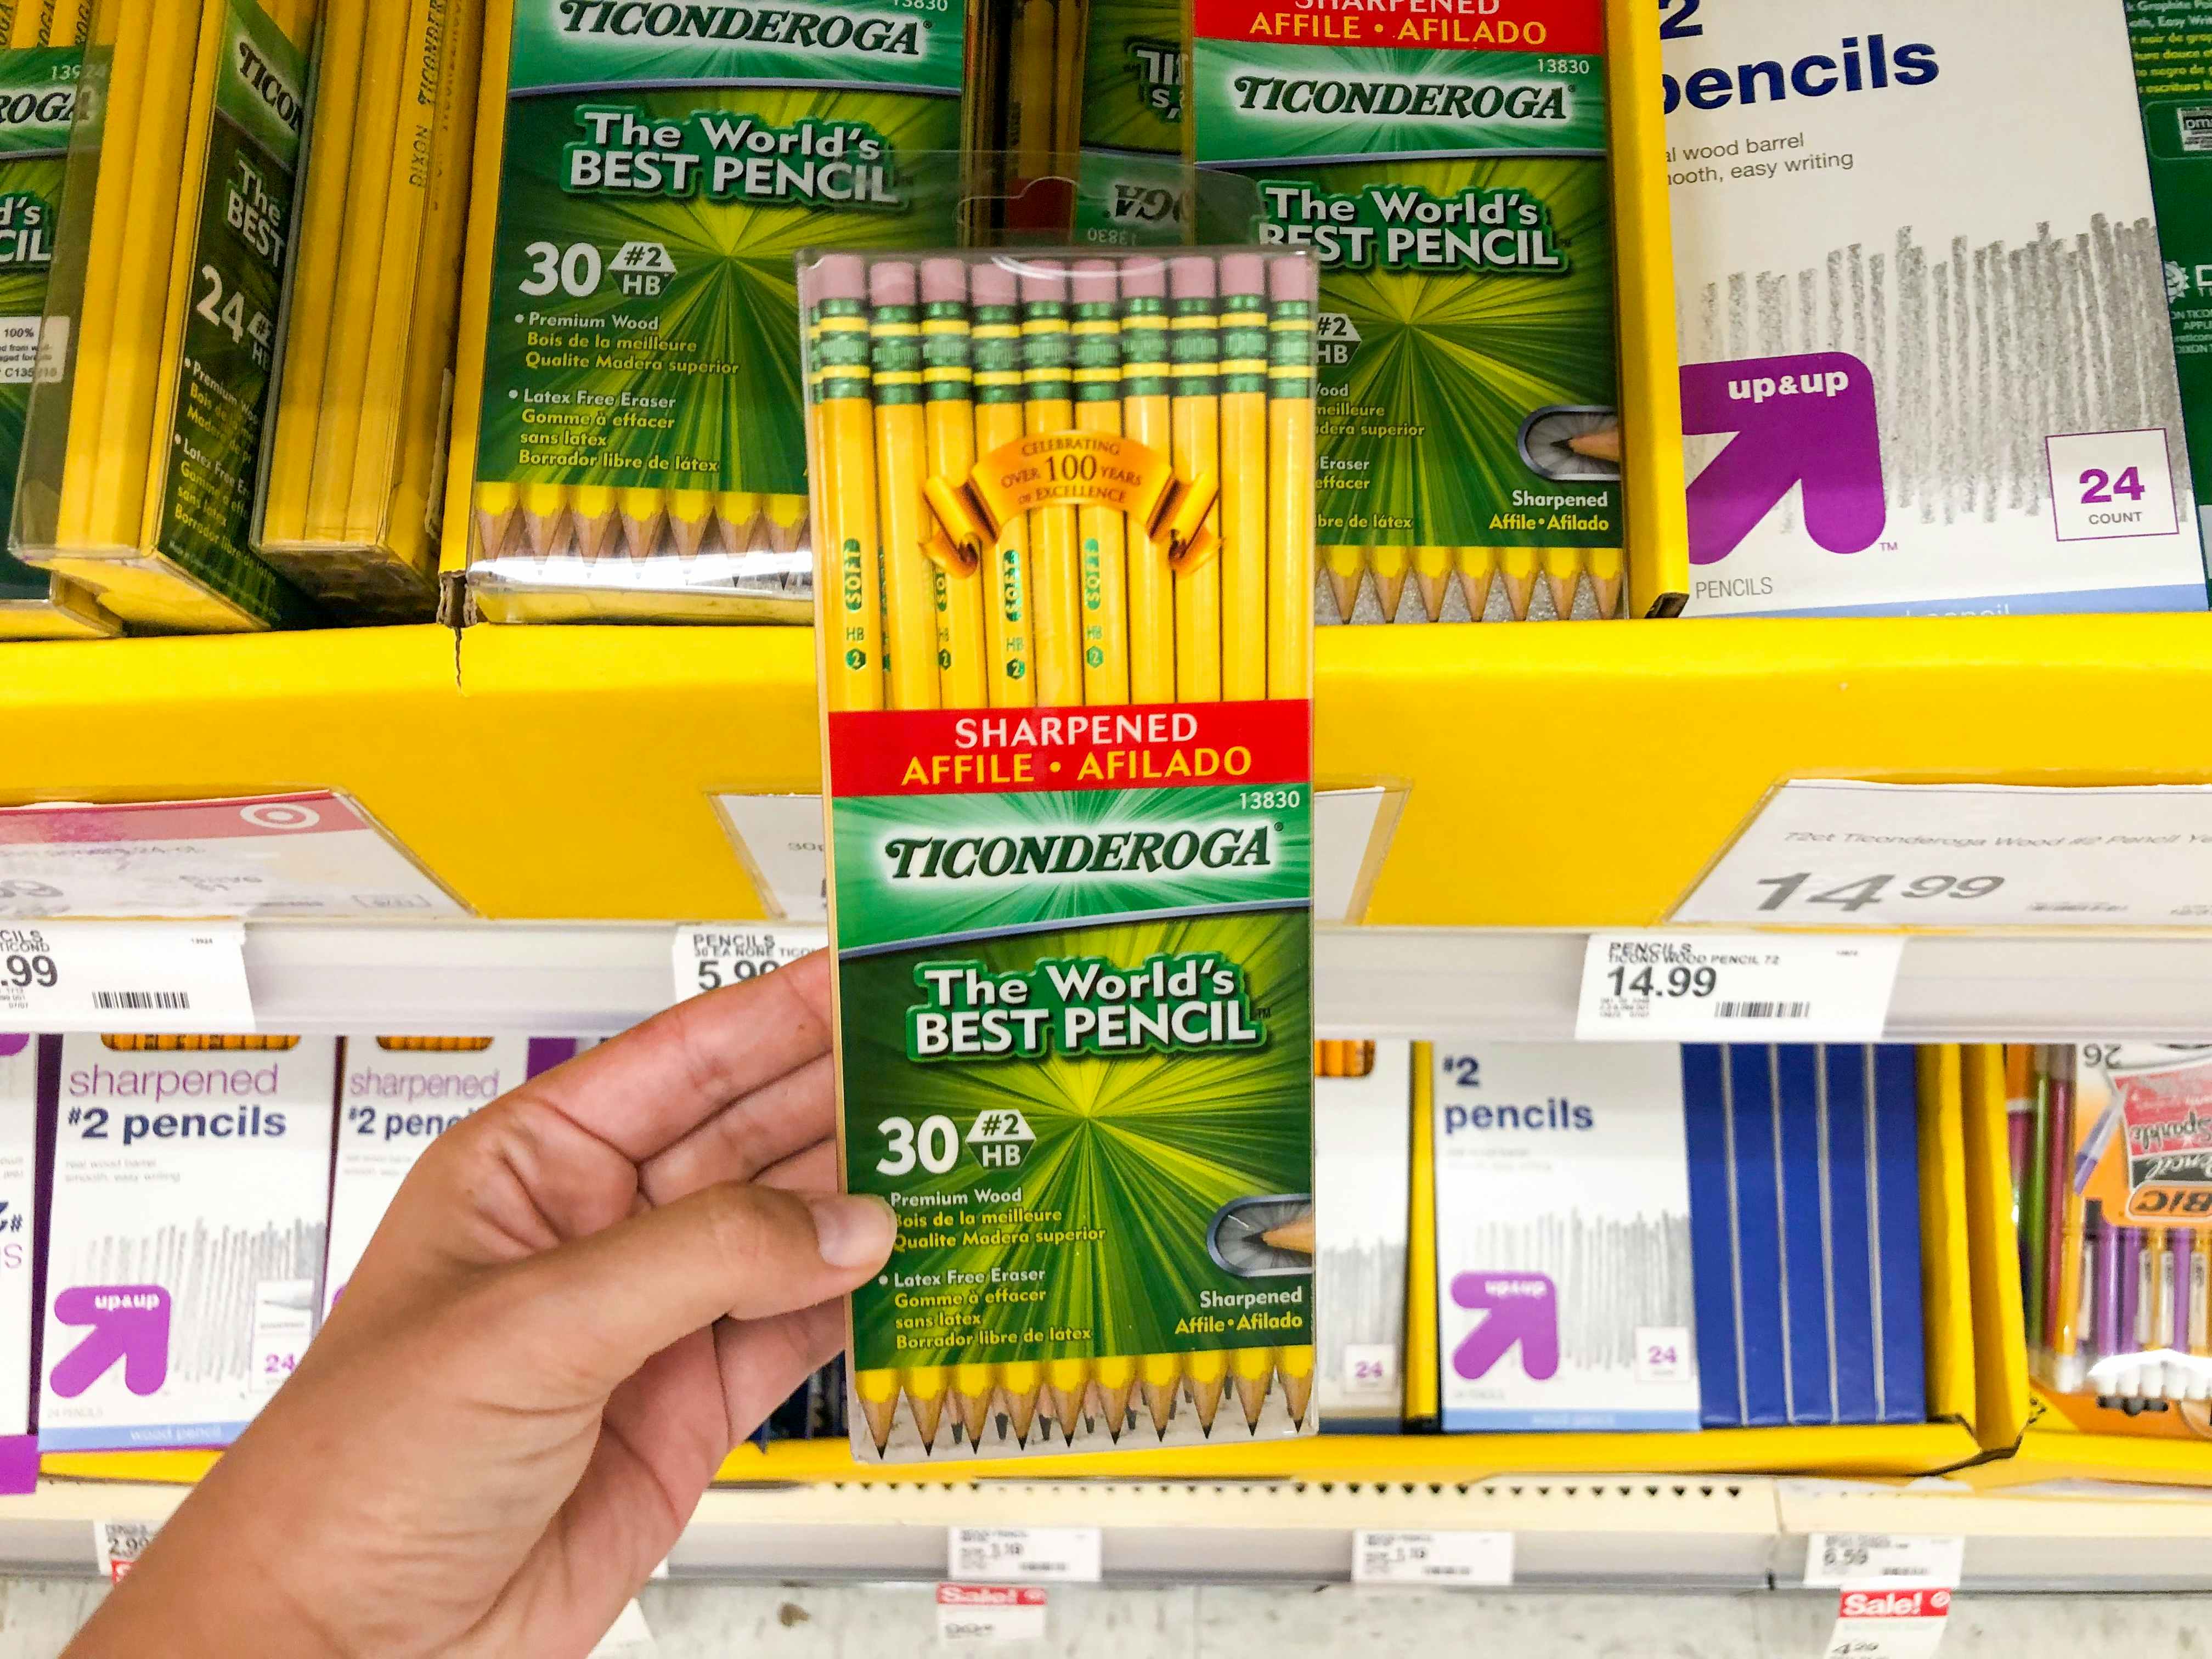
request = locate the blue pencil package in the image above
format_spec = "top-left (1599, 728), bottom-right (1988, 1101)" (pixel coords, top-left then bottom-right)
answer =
top-left (1721, 1046), bottom-right (1788, 1427)
top-left (1774, 1046), bottom-right (1835, 1424)
top-left (1821, 1045), bottom-right (1881, 1425)
top-left (1681, 1045), bottom-right (1741, 1428)
top-left (1871, 1044), bottom-right (1927, 1424)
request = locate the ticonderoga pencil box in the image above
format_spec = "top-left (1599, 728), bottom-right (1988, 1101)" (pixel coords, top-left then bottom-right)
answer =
top-left (12, 0), bottom-right (320, 634)
top-left (1187, 0), bottom-right (1625, 625)
top-left (0, 11), bottom-right (119, 641)
top-left (1073, 0), bottom-right (1184, 245)
top-left (0, 1036), bottom-right (46, 1494)
top-left (447, 0), bottom-right (979, 625)
top-left (1432, 1043), bottom-right (1700, 1432)
top-left (803, 245), bottom-right (1319, 1463)
top-left (38, 1035), bottom-right (335, 1452)
top-left (1667, 1), bottom-right (2209, 618)
top-left (323, 1035), bottom-right (577, 1317)
top-left (251, 0), bottom-right (483, 622)
top-left (1313, 1038), bottom-right (1410, 1430)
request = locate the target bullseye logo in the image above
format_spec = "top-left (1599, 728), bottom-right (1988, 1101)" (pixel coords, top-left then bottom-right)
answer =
top-left (239, 802), bottom-right (321, 832)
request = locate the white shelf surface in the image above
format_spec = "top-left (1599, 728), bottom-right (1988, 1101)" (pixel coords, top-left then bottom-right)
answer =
top-left (211, 920), bottom-right (2212, 1042)
top-left (11, 1474), bottom-right (2212, 1589)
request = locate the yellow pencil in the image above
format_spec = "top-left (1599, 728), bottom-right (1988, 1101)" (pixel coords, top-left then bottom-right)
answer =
top-left (1119, 258), bottom-right (1175, 703)
top-left (1044, 1356), bottom-right (1090, 1443)
top-left (7, 2), bottom-right (40, 48)
top-left (1455, 546), bottom-right (1496, 622)
top-left (1139, 1351), bottom-right (1181, 1436)
top-left (1092, 1353), bottom-right (1136, 1438)
top-left (999, 1358), bottom-right (1044, 1443)
top-left (1008, 0), bottom-right (1055, 188)
top-left (473, 482), bottom-right (520, 561)
top-left (665, 488), bottom-right (720, 560)
top-left (921, 258), bottom-right (989, 709)
top-left (1187, 1348), bottom-right (1227, 1433)
top-left (716, 492), bottom-right (764, 553)
top-left (1231, 1345), bottom-right (1276, 1431)
top-left (871, 261), bottom-right (940, 714)
top-left (1069, 259), bottom-right (1130, 706)
top-left (617, 487), bottom-right (667, 560)
top-left (903, 1363), bottom-right (950, 1451)
top-left (1587, 545), bottom-right (1624, 620)
top-left (1498, 545), bottom-right (1538, 621)
top-left (1412, 547), bottom-right (1454, 623)
top-left (1217, 253), bottom-right (1268, 698)
top-left (1277, 1345), bottom-right (1314, 1426)
top-left (1369, 545), bottom-right (1410, 623)
top-left (517, 483), bottom-right (573, 560)
top-left (568, 486), bottom-right (622, 562)
top-left (1266, 255), bottom-right (1316, 696)
top-left (951, 1360), bottom-right (998, 1448)
top-left (1262, 1214), bottom-right (1315, 1254)
top-left (765, 492), bottom-right (808, 554)
top-left (1541, 545), bottom-right (1582, 620)
top-left (1322, 544), bottom-right (1363, 622)
top-left (1021, 261), bottom-right (1084, 706)
top-left (305, 0), bottom-right (422, 540)
top-left (1168, 257), bottom-right (1221, 701)
top-left (857, 1366), bottom-right (899, 1453)
top-left (970, 261), bottom-right (1034, 706)
top-left (806, 255), bottom-right (883, 714)
top-left (52, 0), bottom-right (144, 549)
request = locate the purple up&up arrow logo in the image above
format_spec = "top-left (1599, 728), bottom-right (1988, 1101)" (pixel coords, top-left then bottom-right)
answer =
top-left (1681, 352), bottom-right (1887, 566)
top-left (50, 1285), bottom-right (171, 1397)
top-left (1449, 1271), bottom-right (1560, 1381)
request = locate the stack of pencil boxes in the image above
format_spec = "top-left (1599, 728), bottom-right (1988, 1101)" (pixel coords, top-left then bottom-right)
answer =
top-left (1305, 1039), bottom-right (1931, 1435)
top-left (2016, 1045), bottom-right (2212, 1420)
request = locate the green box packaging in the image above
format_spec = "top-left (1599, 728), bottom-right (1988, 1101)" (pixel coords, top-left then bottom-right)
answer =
top-left (1074, 0), bottom-right (1186, 245)
top-left (465, 0), bottom-right (975, 621)
top-left (1187, 0), bottom-right (1622, 622)
top-left (2129, 0), bottom-right (2212, 560)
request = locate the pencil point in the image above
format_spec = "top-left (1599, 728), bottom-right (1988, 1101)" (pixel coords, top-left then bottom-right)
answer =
top-left (1501, 567), bottom-right (1536, 622)
top-left (1373, 565), bottom-right (1408, 623)
top-left (1326, 565), bottom-right (1359, 623)
top-left (1590, 572), bottom-right (1622, 619)
top-left (1545, 572), bottom-right (1579, 620)
top-left (1416, 571), bottom-right (1449, 622)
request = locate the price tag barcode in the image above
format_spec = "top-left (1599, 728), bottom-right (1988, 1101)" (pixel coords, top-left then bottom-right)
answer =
top-left (1822, 1587), bottom-right (1953, 1659)
top-left (1803, 1533), bottom-right (1965, 1589)
top-left (0, 921), bottom-right (252, 1034)
top-left (1352, 1529), bottom-right (1514, 1587)
top-left (948, 1525), bottom-right (1101, 1584)
top-left (1575, 932), bottom-right (1903, 1043)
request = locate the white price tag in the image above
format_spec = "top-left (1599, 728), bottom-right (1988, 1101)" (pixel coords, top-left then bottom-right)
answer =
top-left (1804, 1533), bottom-right (1965, 1589)
top-left (0, 792), bottom-right (459, 920)
top-left (1352, 1529), bottom-right (1514, 1587)
top-left (709, 795), bottom-right (830, 921)
top-left (1822, 1587), bottom-right (1953, 1659)
top-left (1674, 780), bottom-right (2212, 929)
top-left (935, 1584), bottom-right (1048, 1644)
top-left (0, 921), bottom-right (253, 1033)
top-left (1576, 932), bottom-right (1901, 1042)
top-left (670, 923), bottom-right (825, 1006)
top-left (93, 1519), bottom-right (155, 1583)
top-left (949, 1525), bottom-right (1101, 1584)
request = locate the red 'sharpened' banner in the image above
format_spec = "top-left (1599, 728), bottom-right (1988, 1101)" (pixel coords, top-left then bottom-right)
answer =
top-left (829, 701), bottom-right (1313, 798)
top-left (1189, 0), bottom-right (1602, 52)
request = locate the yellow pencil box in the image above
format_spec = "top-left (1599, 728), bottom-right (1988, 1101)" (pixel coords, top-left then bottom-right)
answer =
top-left (250, 0), bottom-right (482, 624)
top-left (11, 0), bottom-right (321, 634)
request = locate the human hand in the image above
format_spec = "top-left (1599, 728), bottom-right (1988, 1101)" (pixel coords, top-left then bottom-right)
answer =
top-left (66, 953), bottom-right (889, 1659)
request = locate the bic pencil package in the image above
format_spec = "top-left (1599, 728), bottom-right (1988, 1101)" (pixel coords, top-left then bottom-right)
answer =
top-left (1684, 1045), bottom-right (1924, 1430)
top-left (2024, 1045), bottom-right (2212, 1418)
top-left (0, 5), bottom-right (116, 641)
top-left (1667, 1), bottom-right (2209, 618)
top-left (14, 0), bottom-right (320, 634)
top-left (324, 1036), bottom-right (575, 1315)
top-left (38, 1035), bottom-right (334, 1452)
top-left (1188, 0), bottom-right (1625, 625)
top-left (252, 0), bottom-right (484, 620)
top-left (449, 0), bottom-right (977, 623)
top-left (805, 246), bottom-right (1319, 1462)
top-left (0, 1037), bottom-right (42, 1493)
top-left (1431, 1044), bottom-right (1700, 1432)
top-left (1313, 1037), bottom-right (1410, 1430)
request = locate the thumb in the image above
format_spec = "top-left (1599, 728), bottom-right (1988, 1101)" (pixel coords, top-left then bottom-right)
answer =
top-left (492, 1183), bottom-right (895, 1395)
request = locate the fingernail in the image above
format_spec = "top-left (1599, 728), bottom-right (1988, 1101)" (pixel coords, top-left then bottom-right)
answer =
top-left (811, 1193), bottom-right (895, 1268)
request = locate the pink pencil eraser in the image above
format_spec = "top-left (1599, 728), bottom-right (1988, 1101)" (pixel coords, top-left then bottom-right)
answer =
top-left (919, 258), bottom-right (968, 304)
top-left (1070, 259), bottom-right (1118, 306)
top-left (811, 253), bottom-right (867, 304)
top-left (1220, 253), bottom-right (1266, 297)
top-left (1120, 258), bottom-right (1166, 300)
top-left (1168, 256), bottom-right (1216, 299)
top-left (1268, 256), bottom-right (1317, 305)
top-left (870, 261), bottom-right (917, 308)
top-left (1019, 259), bottom-right (1068, 302)
top-left (973, 261), bottom-right (1019, 307)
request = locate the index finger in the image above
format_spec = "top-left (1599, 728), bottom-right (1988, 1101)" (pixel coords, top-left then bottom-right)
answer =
top-left (514, 950), bottom-right (837, 1164)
